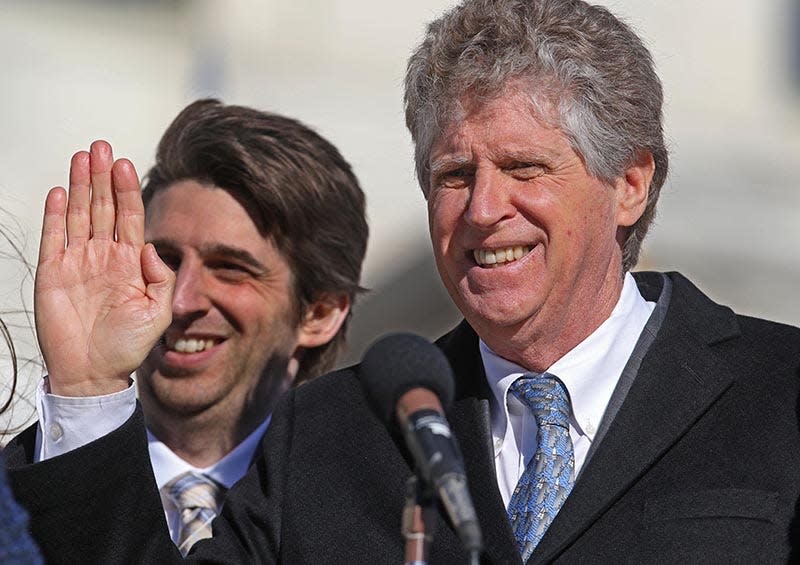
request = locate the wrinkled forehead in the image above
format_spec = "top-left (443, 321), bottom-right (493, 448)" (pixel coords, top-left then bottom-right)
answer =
top-left (431, 78), bottom-right (564, 155)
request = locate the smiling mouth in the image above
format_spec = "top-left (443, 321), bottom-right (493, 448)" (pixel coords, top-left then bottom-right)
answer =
top-left (163, 335), bottom-right (222, 353)
top-left (473, 245), bottom-right (532, 267)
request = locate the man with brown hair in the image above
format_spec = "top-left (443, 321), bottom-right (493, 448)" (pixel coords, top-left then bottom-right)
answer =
top-left (10, 99), bottom-right (368, 556)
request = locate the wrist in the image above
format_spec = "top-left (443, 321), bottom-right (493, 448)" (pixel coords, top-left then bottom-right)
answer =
top-left (46, 374), bottom-right (133, 397)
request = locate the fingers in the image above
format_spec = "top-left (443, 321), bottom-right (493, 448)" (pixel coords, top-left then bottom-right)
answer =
top-left (66, 151), bottom-right (91, 243)
top-left (89, 140), bottom-right (116, 240)
top-left (39, 187), bottom-right (67, 265)
top-left (59, 141), bottom-right (140, 249)
top-left (112, 159), bottom-right (145, 245)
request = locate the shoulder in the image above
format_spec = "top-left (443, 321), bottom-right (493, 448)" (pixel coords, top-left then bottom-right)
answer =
top-left (716, 313), bottom-right (800, 381)
top-left (291, 364), bottom-right (365, 413)
top-left (644, 270), bottom-right (800, 377)
top-left (266, 364), bottom-right (380, 449)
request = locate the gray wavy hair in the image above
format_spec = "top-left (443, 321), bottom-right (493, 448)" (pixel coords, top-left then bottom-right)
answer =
top-left (404, 0), bottom-right (668, 271)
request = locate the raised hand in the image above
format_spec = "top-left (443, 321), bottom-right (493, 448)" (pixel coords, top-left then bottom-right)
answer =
top-left (34, 141), bottom-right (174, 396)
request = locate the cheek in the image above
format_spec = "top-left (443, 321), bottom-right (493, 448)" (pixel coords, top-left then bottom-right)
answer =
top-left (429, 192), bottom-right (465, 242)
top-left (544, 206), bottom-right (602, 260)
top-left (563, 206), bottom-right (619, 264)
top-left (213, 289), bottom-right (270, 331)
top-left (563, 189), bottom-right (616, 235)
top-left (427, 201), bottom-right (448, 249)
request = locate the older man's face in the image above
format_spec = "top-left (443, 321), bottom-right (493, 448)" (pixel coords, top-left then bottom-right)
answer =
top-left (427, 89), bottom-right (636, 368)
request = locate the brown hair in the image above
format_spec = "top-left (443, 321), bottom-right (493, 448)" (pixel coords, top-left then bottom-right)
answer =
top-left (142, 99), bottom-right (368, 383)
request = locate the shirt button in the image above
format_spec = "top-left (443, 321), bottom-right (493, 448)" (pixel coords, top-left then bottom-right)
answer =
top-left (49, 423), bottom-right (64, 441)
top-left (585, 421), bottom-right (596, 435)
top-left (494, 439), bottom-right (503, 450)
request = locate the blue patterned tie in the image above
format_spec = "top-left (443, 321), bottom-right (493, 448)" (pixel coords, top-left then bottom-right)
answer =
top-left (506, 373), bottom-right (575, 561)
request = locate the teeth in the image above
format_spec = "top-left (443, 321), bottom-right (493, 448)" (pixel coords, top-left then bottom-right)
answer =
top-left (473, 245), bottom-right (532, 267)
top-left (171, 338), bottom-right (217, 353)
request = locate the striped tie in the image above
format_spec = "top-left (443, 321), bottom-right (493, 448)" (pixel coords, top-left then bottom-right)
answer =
top-left (506, 373), bottom-right (575, 561)
top-left (163, 471), bottom-right (226, 556)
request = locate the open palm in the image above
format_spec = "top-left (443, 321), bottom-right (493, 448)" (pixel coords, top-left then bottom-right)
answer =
top-left (35, 141), bottom-right (174, 396)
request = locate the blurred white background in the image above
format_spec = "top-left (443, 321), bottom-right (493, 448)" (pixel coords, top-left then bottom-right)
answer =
top-left (1, 0), bottom-right (798, 434)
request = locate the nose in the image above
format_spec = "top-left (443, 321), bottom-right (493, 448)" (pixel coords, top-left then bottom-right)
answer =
top-left (171, 258), bottom-right (211, 319)
top-left (463, 168), bottom-right (515, 229)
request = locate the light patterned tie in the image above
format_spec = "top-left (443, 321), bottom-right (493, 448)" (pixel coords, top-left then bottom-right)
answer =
top-left (506, 373), bottom-right (575, 562)
top-left (163, 471), bottom-right (226, 556)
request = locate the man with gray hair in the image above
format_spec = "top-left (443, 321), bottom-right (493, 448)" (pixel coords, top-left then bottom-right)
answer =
top-left (10, 0), bottom-right (800, 563)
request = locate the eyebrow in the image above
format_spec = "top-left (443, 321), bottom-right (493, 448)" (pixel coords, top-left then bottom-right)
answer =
top-left (497, 149), bottom-right (549, 162)
top-left (429, 156), bottom-right (472, 177)
top-left (429, 148), bottom-right (554, 176)
top-left (149, 238), bottom-right (268, 272)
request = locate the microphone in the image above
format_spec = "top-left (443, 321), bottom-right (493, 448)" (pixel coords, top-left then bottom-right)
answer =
top-left (360, 333), bottom-right (483, 555)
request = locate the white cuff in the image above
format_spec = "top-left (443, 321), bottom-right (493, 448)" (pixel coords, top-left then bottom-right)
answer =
top-left (35, 376), bottom-right (137, 462)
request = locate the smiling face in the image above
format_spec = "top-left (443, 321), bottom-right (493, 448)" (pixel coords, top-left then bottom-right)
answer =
top-left (427, 88), bottom-right (648, 370)
top-left (138, 180), bottom-right (301, 429)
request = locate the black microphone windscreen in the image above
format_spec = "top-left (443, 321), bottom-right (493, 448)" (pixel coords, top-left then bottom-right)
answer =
top-left (359, 333), bottom-right (455, 425)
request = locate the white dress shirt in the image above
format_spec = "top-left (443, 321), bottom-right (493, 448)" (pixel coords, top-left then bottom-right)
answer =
top-left (151, 418), bottom-right (269, 543)
top-left (482, 272), bottom-right (655, 507)
top-left (35, 378), bottom-right (137, 461)
top-left (34, 378), bottom-right (269, 544)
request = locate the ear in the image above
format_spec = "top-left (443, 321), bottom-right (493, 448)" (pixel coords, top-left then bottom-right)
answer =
top-left (296, 292), bottom-right (351, 349)
top-left (614, 150), bottom-right (655, 227)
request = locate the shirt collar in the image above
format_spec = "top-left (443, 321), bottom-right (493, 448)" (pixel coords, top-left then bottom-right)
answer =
top-left (481, 272), bottom-right (655, 451)
top-left (148, 415), bottom-right (270, 490)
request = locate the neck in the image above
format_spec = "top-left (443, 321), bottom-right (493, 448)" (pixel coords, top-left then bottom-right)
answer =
top-left (140, 375), bottom-right (291, 467)
top-left (144, 403), bottom-right (268, 468)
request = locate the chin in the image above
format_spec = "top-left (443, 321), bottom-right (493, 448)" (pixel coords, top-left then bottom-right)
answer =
top-left (153, 387), bottom-right (218, 418)
top-left (141, 372), bottom-right (212, 412)
top-left (462, 300), bottom-right (535, 333)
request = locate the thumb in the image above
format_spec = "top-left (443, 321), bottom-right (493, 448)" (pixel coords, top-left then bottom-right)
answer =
top-left (141, 243), bottom-right (175, 326)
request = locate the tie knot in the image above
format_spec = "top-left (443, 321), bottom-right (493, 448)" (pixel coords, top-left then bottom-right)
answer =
top-left (509, 373), bottom-right (571, 428)
top-left (164, 471), bottom-right (225, 512)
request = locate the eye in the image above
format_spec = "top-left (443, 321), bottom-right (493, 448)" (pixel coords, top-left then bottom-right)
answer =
top-left (208, 261), bottom-right (253, 282)
top-left (434, 167), bottom-right (474, 189)
top-left (155, 249), bottom-right (181, 272)
top-left (505, 162), bottom-right (546, 180)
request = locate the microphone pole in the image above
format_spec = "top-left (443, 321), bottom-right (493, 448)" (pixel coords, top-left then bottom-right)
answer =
top-left (402, 475), bottom-right (437, 565)
top-left (397, 386), bottom-right (482, 565)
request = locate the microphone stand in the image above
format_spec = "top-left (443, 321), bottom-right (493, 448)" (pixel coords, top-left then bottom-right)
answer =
top-left (402, 476), bottom-right (437, 565)
top-left (402, 476), bottom-right (481, 565)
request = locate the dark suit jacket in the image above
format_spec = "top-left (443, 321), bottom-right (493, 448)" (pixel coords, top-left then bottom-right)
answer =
top-left (6, 272), bottom-right (800, 564)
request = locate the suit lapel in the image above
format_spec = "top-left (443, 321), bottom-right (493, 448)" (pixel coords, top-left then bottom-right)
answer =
top-left (439, 321), bottom-right (523, 565)
top-left (449, 397), bottom-right (524, 564)
top-left (530, 273), bottom-right (741, 563)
